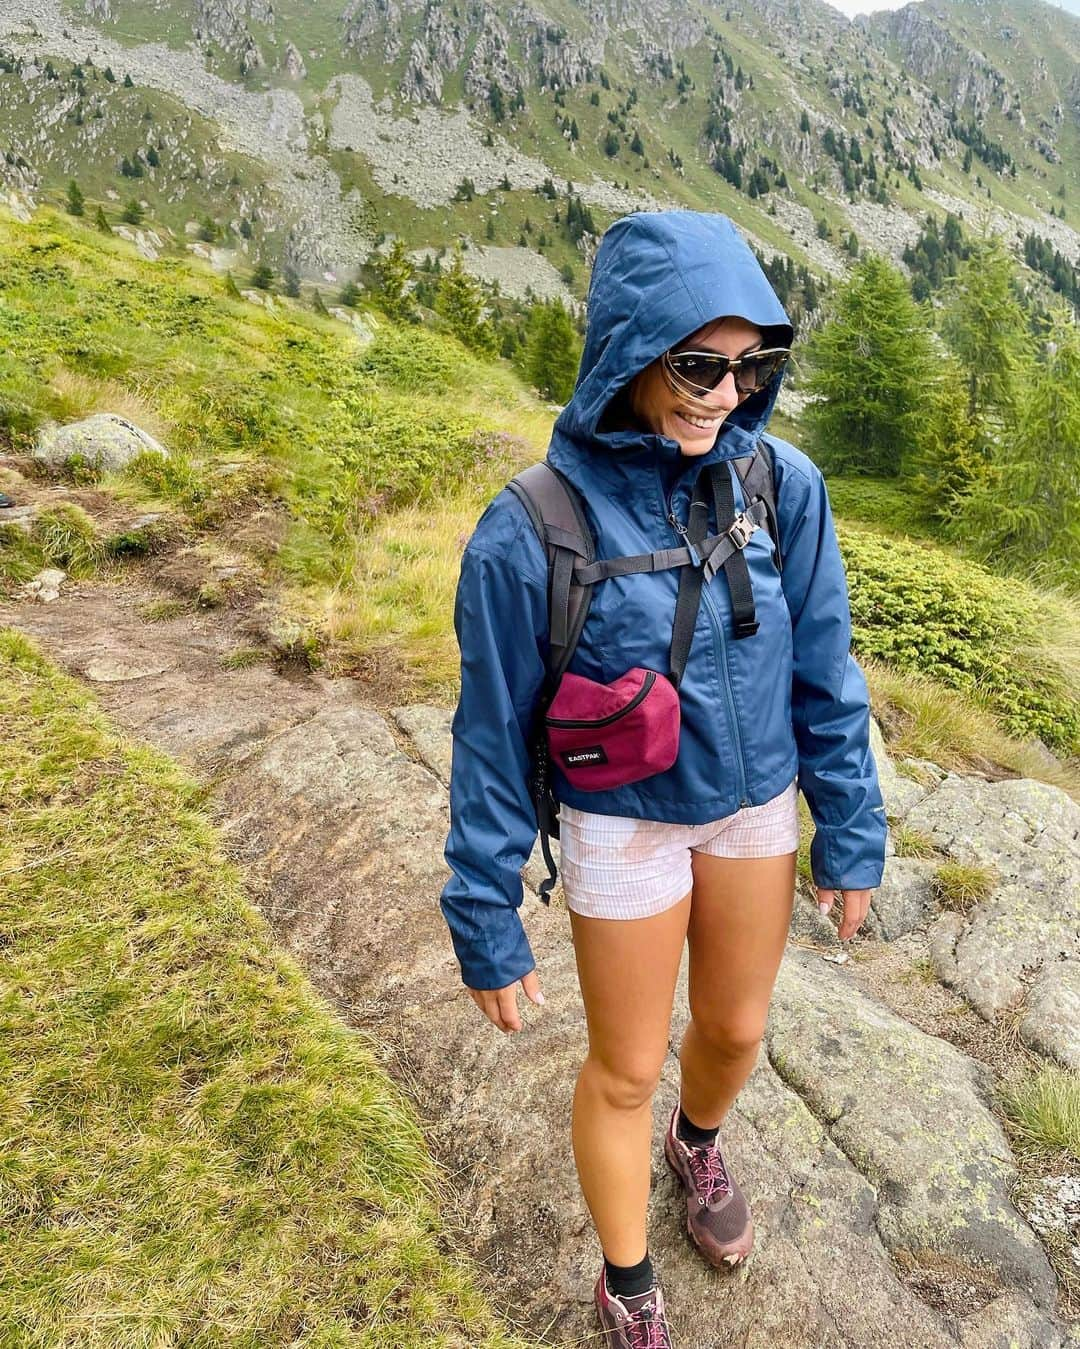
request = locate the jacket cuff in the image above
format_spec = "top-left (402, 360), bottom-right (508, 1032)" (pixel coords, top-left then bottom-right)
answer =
top-left (442, 896), bottom-right (536, 991)
top-left (809, 824), bottom-right (886, 891)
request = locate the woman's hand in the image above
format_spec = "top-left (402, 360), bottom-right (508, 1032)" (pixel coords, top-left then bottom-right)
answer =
top-left (467, 970), bottom-right (545, 1033)
top-left (816, 888), bottom-right (873, 941)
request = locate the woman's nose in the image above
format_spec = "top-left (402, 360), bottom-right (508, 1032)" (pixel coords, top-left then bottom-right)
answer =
top-left (705, 371), bottom-right (740, 411)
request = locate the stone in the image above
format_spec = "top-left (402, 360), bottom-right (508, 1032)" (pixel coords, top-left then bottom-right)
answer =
top-left (1020, 958), bottom-right (1080, 1071)
top-left (391, 703), bottom-right (452, 785)
top-left (23, 567), bottom-right (66, 602)
top-left (869, 717), bottom-right (937, 821)
top-left (33, 414), bottom-right (168, 475)
top-left (765, 950), bottom-right (1059, 1317)
top-left (84, 656), bottom-right (176, 683)
top-left (0, 505), bottom-right (36, 534)
top-left (866, 855), bottom-right (938, 939)
top-left (906, 776), bottom-right (1080, 1023)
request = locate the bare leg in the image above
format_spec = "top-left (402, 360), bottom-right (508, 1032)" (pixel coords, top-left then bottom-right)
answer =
top-left (570, 894), bottom-right (691, 1266)
top-left (678, 852), bottom-right (796, 1129)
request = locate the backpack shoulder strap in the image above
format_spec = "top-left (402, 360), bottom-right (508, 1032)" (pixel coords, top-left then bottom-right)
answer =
top-left (507, 461), bottom-right (596, 682)
top-left (732, 438), bottom-right (783, 573)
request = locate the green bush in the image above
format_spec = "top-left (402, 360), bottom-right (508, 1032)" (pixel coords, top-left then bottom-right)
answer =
top-left (840, 524), bottom-right (1080, 753)
top-left (356, 324), bottom-right (479, 396)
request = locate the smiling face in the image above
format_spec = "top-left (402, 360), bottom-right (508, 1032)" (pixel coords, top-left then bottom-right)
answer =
top-left (626, 315), bottom-right (765, 456)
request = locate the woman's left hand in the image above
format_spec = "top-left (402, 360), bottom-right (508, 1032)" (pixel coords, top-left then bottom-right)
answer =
top-left (816, 888), bottom-right (873, 941)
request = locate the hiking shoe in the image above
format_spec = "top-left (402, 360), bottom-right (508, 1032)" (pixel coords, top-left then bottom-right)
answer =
top-left (664, 1103), bottom-right (754, 1268)
top-left (594, 1272), bottom-right (672, 1348)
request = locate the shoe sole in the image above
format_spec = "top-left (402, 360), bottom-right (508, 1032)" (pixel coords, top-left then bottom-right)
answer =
top-left (664, 1132), bottom-right (754, 1269)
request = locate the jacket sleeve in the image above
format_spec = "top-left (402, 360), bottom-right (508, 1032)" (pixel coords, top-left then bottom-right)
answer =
top-left (440, 502), bottom-right (551, 990)
top-left (778, 457), bottom-right (887, 890)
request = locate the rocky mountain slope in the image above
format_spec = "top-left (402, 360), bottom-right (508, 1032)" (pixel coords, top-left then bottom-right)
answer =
top-left (1, 0), bottom-right (1078, 300)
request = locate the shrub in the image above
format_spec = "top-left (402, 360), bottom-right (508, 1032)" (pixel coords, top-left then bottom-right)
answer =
top-left (840, 525), bottom-right (1080, 753)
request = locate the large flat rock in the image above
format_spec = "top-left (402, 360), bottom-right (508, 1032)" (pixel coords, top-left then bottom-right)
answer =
top-left (1, 586), bottom-right (1071, 1345)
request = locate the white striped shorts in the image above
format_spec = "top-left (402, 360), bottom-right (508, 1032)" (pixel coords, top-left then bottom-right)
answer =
top-left (559, 780), bottom-right (799, 920)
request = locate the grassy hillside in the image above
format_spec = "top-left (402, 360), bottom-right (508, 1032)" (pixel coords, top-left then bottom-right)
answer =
top-left (1, 204), bottom-right (1078, 779)
top-left (0, 628), bottom-right (533, 1348)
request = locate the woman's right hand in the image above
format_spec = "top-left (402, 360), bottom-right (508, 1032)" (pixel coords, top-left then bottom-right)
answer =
top-left (467, 970), bottom-right (545, 1033)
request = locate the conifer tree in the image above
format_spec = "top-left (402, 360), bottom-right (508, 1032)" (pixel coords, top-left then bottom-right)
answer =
top-left (94, 205), bottom-right (111, 233)
top-left (65, 180), bottom-right (84, 216)
top-left (950, 306), bottom-right (1080, 584)
top-left (802, 253), bottom-right (938, 476)
top-left (434, 247), bottom-right (497, 356)
top-left (121, 198), bottom-right (143, 225)
top-left (523, 299), bottom-right (581, 402)
top-left (283, 264), bottom-right (301, 298)
top-left (938, 234), bottom-right (1029, 426)
top-left (375, 238), bottom-right (419, 323)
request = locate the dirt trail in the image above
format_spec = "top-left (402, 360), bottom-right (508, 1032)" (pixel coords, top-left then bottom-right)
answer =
top-left (2, 550), bottom-right (1073, 1347)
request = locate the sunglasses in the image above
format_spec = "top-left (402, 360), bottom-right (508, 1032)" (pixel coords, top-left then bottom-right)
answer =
top-left (663, 346), bottom-right (791, 396)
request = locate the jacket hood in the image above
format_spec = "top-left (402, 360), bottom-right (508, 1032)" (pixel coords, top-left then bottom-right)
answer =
top-left (552, 211), bottom-right (794, 472)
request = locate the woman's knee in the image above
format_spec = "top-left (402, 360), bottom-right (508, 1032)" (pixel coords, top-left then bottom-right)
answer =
top-left (686, 1008), bottom-right (766, 1061)
top-left (580, 1051), bottom-right (664, 1112)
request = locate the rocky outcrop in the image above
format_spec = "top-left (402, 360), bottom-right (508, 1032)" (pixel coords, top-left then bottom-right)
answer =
top-left (33, 413), bottom-right (168, 474)
top-left (2, 575), bottom-right (1074, 1345)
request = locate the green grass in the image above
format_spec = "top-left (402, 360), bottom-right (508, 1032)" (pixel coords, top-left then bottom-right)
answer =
top-left (827, 475), bottom-right (937, 540)
top-left (0, 628), bottom-right (531, 1348)
top-left (931, 860), bottom-right (998, 912)
top-left (892, 825), bottom-right (938, 860)
top-left (999, 1065), bottom-right (1080, 1165)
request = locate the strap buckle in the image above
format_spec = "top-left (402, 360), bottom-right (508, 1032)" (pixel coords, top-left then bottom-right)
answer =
top-left (726, 513), bottom-right (756, 550)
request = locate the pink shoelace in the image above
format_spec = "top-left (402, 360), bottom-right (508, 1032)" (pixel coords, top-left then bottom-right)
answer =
top-left (626, 1301), bottom-right (670, 1349)
top-left (686, 1141), bottom-right (733, 1206)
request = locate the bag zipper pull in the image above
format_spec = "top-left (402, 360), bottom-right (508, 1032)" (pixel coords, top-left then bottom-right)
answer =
top-left (669, 513), bottom-right (702, 568)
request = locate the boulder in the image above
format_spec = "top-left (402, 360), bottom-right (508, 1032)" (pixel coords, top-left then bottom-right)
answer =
top-left (33, 414), bottom-right (168, 475)
top-left (866, 854), bottom-right (938, 939)
top-left (1019, 958), bottom-right (1080, 1071)
top-left (869, 717), bottom-right (938, 821)
top-left (765, 951), bottom-right (1059, 1317)
top-left (909, 777), bottom-right (1080, 1029)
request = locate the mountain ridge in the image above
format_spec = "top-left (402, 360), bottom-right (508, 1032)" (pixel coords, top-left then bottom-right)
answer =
top-left (1, 0), bottom-right (1078, 298)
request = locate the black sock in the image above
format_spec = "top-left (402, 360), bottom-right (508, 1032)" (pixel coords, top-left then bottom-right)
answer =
top-left (677, 1106), bottom-right (719, 1147)
top-left (604, 1251), bottom-right (655, 1299)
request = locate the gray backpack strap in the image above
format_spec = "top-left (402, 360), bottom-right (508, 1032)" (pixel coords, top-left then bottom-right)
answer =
top-left (732, 438), bottom-right (783, 573)
top-left (507, 461), bottom-right (595, 683)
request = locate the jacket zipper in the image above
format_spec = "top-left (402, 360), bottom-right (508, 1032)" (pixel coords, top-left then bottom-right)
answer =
top-left (664, 480), bottom-right (750, 808)
top-left (547, 671), bottom-right (657, 727)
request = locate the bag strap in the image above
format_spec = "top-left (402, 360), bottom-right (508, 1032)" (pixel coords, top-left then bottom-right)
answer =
top-left (507, 462), bottom-right (594, 684)
top-left (732, 438), bottom-right (783, 574)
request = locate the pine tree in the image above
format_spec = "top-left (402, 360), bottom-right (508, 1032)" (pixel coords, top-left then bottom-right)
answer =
top-left (802, 254), bottom-right (938, 476)
top-left (338, 279), bottom-right (361, 307)
top-left (938, 234), bottom-right (1029, 426)
top-left (312, 288), bottom-right (329, 316)
top-left (375, 238), bottom-right (419, 323)
top-left (434, 248), bottom-right (497, 357)
top-left (951, 306), bottom-right (1080, 583)
top-left (224, 271), bottom-right (242, 300)
top-left (121, 198), bottom-right (143, 225)
top-left (251, 263), bottom-right (274, 291)
top-left (283, 265), bottom-right (301, 298)
top-left (94, 205), bottom-right (110, 233)
top-left (523, 299), bottom-right (581, 402)
top-left (65, 180), bottom-right (84, 216)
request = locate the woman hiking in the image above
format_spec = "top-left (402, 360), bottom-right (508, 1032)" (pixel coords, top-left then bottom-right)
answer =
top-left (440, 209), bottom-right (886, 1346)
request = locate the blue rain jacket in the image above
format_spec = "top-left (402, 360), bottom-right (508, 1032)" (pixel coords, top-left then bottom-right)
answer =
top-left (441, 210), bottom-right (886, 990)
